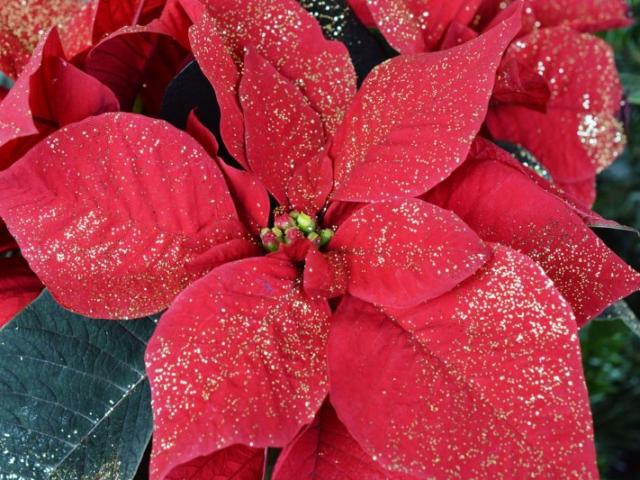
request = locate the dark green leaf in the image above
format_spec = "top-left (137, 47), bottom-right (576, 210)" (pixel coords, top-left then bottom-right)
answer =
top-left (598, 300), bottom-right (640, 338)
top-left (0, 291), bottom-right (157, 480)
top-left (263, 448), bottom-right (281, 480)
top-left (580, 312), bottom-right (640, 478)
top-left (0, 73), bottom-right (13, 90)
top-left (621, 73), bottom-right (640, 105)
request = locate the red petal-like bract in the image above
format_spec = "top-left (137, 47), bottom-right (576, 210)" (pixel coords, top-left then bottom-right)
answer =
top-left (329, 4), bottom-right (521, 202)
top-left (92, 0), bottom-right (166, 43)
top-left (185, 111), bottom-right (270, 234)
top-left (190, 0), bottom-right (355, 165)
top-left (330, 244), bottom-right (598, 478)
top-left (330, 199), bottom-right (490, 308)
top-left (83, 0), bottom-right (204, 113)
top-left (0, 29), bottom-right (119, 169)
top-left (426, 139), bottom-right (640, 325)
top-left (348, 0), bottom-right (376, 27)
top-left (0, 0), bottom-right (88, 78)
top-left (365, 0), bottom-right (482, 54)
top-left (440, 20), bottom-right (479, 49)
top-left (487, 26), bottom-right (626, 206)
top-left (146, 256), bottom-right (330, 480)
top-left (152, 0), bottom-right (205, 50)
top-left (287, 151), bottom-right (334, 215)
top-left (239, 48), bottom-right (325, 206)
top-left (492, 56), bottom-right (551, 110)
top-left (273, 402), bottom-right (415, 480)
top-left (59, 0), bottom-right (98, 59)
top-left (83, 25), bottom-right (187, 112)
top-left (0, 38), bottom-right (43, 164)
top-left (164, 445), bottom-right (264, 480)
top-left (0, 256), bottom-right (43, 329)
top-left (303, 249), bottom-right (348, 300)
top-left (188, 18), bottom-right (245, 165)
top-left (0, 112), bottom-right (252, 319)
top-left (523, 0), bottom-right (632, 32)
top-left (479, 0), bottom-right (632, 34)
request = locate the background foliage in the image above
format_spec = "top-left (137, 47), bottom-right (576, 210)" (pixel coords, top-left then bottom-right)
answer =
top-left (583, 1), bottom-right (640, 477)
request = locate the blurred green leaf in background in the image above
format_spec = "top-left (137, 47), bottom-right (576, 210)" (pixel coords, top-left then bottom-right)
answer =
top-left (586, 1), bottom-right (640, 478)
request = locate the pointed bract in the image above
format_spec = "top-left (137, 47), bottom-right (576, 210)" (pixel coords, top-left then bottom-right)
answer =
top-left (239, 49), bottom-right (325, 206)
top-left (146, 256), bottom-right (331, 480)
top-left (330, 5), bottom-right (522, 202)
top-left (478, 0), bottom-right (632, 34)
top-left (365, 0), bottom-right (483, 54)
top-left (189, 0), bottom-right (356, 166)
top-left (0, 112), bottom-right (250, 319)
top-left (186, 111), bottom-right (270, 234)
top-left (92, 0), bottom-right (166, 43)
top-left (83, 25), bottom-right (188, 111)
top-left (330, 199), bottom-right (490, 308)
top-left (425, 139), bottom-right (640, 325)
top-left (329, 244), bottom-right (598, 478)
top-left (0, 0), bottom-right (91, 78)
top-left (523, 0), bottom-right (632, 32)
top-left (288, 151), bottom-right (334, 215)
top-left (0, 29), bottom-right (119, 169)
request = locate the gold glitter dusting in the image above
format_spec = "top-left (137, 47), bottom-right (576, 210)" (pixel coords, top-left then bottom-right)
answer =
top-left (238, 48), bottom-right (325, 205)
top-left (425, 147), bottom-right (640, 325)
top-left (366, 0), bottom-right (483, 53)
top-left (146, 257), bottom-right (330, 479)
top-left (518, 0), bottom-right (630, 32)
top-left (299, 0), bottom-right (350, 40)
top-left (577, 112), bottom-right (626, 172)
top-left (488, 26), bottom-right (626, 185)
top-left (332, 244), bottom-right (597, 478)
top-left (50, 457), bottom-right (122, 480)
top-left (367, 0), bottom-right (423, 51)
top-left (331, 199), bottom-right (489, 307)
top-left (195, 0), bottom-right (356, 136)
top-left (0, 0), bottom-right (85, 77)
top-left (330, 13), bottom-right (517, 201)
top-left (0, 30), bottom-right (48, 153)
top-left (0, 112), bottom-right (250, 319)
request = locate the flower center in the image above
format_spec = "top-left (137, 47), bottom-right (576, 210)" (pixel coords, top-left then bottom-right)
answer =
top-left (260, 211), bottom-right (334, 252)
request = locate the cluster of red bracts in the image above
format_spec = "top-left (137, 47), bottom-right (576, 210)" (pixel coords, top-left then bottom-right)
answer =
top-left (0, 0), bottom-right (638, 478)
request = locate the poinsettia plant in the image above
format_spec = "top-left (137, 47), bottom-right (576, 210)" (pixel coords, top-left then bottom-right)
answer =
top-left (0, 0), bottom-right (639, 479)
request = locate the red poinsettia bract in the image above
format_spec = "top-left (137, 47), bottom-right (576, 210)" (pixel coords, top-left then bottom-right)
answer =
top-left (350, 0), bottom-right (629, 207)
top-left (486, 26), bottom-right (626, 205)
top-left (138, 3), bottom-right (530, 479)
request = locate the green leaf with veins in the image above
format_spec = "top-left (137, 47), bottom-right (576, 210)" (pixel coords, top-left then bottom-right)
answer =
top-left (0, 291), bottom-right (157, 480)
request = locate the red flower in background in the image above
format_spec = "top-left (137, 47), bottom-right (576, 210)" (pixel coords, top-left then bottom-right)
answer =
top-left (0, 0), bottom-right (94, 79)
top-left (350, 0), bottom-right (630, 206)
top-left (0, 0), bottom-right (638, 479)
top-left (349, 0), bottom-right (631, 53)
top-left (487, 26), bottom-right (626, 205)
